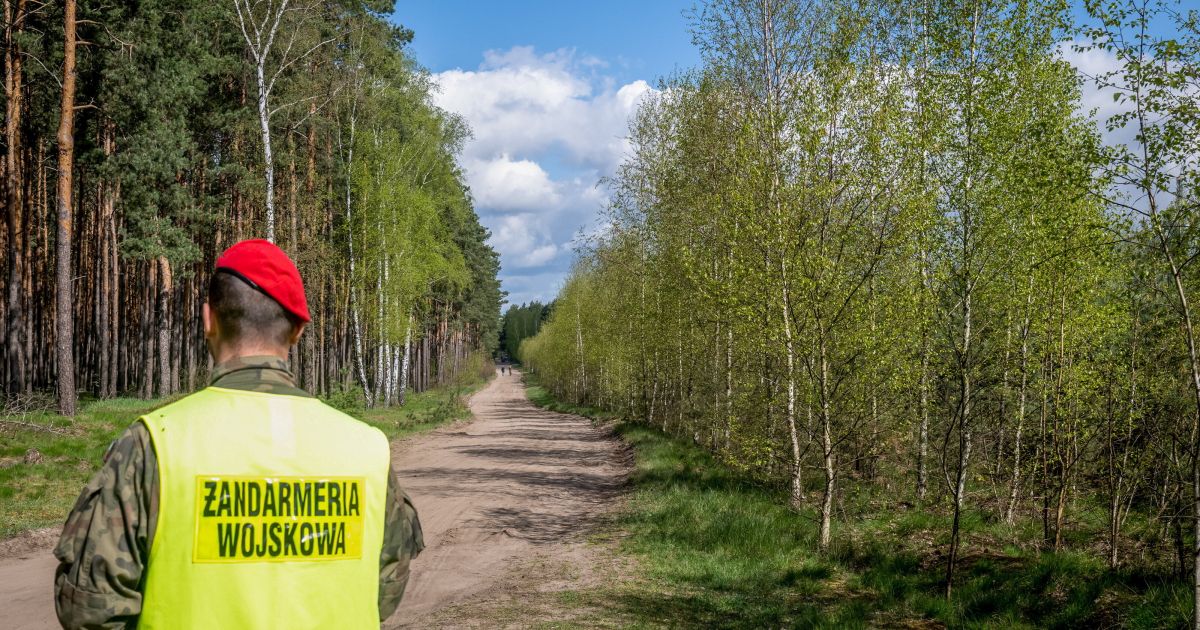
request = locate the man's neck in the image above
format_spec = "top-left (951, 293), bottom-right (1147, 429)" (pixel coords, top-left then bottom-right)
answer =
top-left (209, 354), bottom-right (310, 397)
top-left (210, 346), bottom-right (288, 366)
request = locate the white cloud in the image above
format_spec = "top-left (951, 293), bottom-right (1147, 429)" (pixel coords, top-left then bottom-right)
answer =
top-left (465, 155), bottom-right (561, 212)
top-left (488, 213), bottom-right (562, 269)
top-left (433, 46), bottom-right (656, 304)
top-left (434, 47), bottom-right (654, 172)
top-left (499, 271), bottom-right (570, 307)
top-left (522, 244), bottom-right (559, 267)
top-left (1058, 41), bottom-right (1129, 146)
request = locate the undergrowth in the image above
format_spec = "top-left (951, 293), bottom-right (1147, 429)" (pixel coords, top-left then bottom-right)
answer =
top-left (523, 377), bottom-right (1192, 629)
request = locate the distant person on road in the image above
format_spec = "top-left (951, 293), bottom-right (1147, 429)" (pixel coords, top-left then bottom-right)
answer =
top-left (53, 239), bottom-right (424, 629)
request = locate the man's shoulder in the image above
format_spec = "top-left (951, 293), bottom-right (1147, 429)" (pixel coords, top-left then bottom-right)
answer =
top-left (100, 419), bottom-right (155, 471)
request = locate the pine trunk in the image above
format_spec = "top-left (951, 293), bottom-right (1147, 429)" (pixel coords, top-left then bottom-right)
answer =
top-left (156, 256), bottom-right (172, 397)
top-left (54, 0), bottom-right (78, 415)
top-left (4, 0), bottom-right (27, 394)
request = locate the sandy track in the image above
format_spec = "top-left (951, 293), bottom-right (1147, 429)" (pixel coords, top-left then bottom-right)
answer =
top-left (0, 370), bottom-right (627, 628)
top-left (0, 530), bottom-right (58, 630)
top-left (384, 370), bottom-right (627, 626)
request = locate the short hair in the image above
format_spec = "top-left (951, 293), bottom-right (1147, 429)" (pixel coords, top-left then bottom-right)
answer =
top-left (207, 270), bottom-right (302, 347)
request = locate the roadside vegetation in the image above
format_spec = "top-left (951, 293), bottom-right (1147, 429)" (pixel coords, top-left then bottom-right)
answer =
top-left (0, 396), bottom-right (164, 540)
top-left (350, 360), bottom-right (493, 438)
top-left (524, 373), bottom-right (617, 422)
top-left (525, 382), bottom-right (1189, 628)
top-left (518, 0), bottom-right (1200, 623)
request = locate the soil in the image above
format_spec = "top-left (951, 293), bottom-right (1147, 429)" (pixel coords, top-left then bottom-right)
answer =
top-left (0, 370), bottom-right (630, 629)
top-left (0, 528), bottom-right (60, 630)
top-left (384, 369), bottom-right (630, 627)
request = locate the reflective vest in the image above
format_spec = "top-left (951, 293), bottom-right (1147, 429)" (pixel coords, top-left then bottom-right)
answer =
top-left (138, 386), bottom-right (390, 629)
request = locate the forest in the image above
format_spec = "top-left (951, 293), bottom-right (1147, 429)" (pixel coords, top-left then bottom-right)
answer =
top-left (521, 0), bottom-right (1200, 618)
top-left (0, 0), bottom-right (502, 415)
top-left (499, 301), bottom-right (549, 361)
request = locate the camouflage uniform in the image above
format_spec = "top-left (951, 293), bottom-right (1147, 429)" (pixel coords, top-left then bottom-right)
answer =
top-left (53, 356), bottom-right (424, 629)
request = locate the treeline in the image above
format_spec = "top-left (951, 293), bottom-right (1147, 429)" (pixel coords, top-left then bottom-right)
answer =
top-left (523, 0), bottom-right (1200, 606)
top-left (0, 0), bottom-right (501, 413)
top-left (499, 301), bottom-right (550, 361)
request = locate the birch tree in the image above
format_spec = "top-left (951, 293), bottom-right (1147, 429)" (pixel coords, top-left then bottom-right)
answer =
top-left (232, 0), bottom-right (332, 242)
top-left (1083, 0), bottom-right (1200, 619)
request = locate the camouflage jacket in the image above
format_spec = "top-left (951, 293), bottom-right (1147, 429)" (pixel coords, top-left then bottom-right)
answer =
top-left (53, 356), bottom-right (424, 629)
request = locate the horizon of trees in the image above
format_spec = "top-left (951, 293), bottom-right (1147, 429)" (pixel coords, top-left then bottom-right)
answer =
top-left (499, 301), bottom-right (551, 361)
top-left (522, 0), bottom-right (1200, 616)
top-left (0, 0), bottom-right (502, 412)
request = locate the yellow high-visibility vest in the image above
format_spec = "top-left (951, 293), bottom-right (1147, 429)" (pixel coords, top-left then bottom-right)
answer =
top-left (138, 386), bottom-right (390, 629)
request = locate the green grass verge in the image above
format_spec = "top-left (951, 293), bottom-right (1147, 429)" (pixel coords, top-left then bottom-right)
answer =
top-left (0, 377), bottom-right (488, 541)
top-left (0, 396), bottom-right (171, 540)
top-left (522, 378), bottom-right (1191, 629)
top-left (522, 373), bottom-right (619, 421)
top-left (335, 378), bottom-right (489, 440)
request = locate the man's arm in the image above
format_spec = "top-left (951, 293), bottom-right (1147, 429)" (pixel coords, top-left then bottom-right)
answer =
top-left (53, 422), bottom-right (157, 630)
top-left (378, 464), bottom-right (424, 620)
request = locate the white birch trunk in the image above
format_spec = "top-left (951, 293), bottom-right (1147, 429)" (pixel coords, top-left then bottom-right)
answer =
top-left (725, 326), bottom-right (733, 448)
top-left (257, 61), bottom-right (275, 241)
top-left (575, 300), bottom-right (586, 403)
top-left (783, 267), bottom-right (802, 508)
top-left (1006, 281), bottom-right (1033, 523)
top-left (388, 347), bottom-right (400, 404)
top-left (917, 248), bottom-right (931, 500)
top-left (818, 336), bottom-right (834, 552)
top-left (232, 0), bottom-right (290, 242)
top-left (341, 89), bottom-right (371, 403)
top-left (399, 311), bottom-right (412, 405)
top-left (371, 269), bottom-right (384, 408)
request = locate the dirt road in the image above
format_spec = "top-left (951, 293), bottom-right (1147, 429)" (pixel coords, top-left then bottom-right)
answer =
top-left (0, 370), bottom-right (627, 628)
top-left (384, 369), bottom-right (627, 626)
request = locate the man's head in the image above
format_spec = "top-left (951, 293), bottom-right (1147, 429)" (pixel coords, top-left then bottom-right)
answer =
top-left (203, 240), bottom-right (310, 363)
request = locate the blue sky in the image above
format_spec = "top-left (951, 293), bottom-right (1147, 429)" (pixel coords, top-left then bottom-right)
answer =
top-left (394, 1), bottom-right (700, 87)
top-left (389, 1), bottom-right (700, 307)
top-left (388, 1), bottom-right (1179, 308)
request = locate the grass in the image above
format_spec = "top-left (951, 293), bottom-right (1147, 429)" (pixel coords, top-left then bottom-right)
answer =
top-left (0, 376), bottom-right (488, 541)
top-left (0, 395), bottom-right (169, 539)
top-left (327, 378), bottom-right (489, 440)
top-left (523, 379), bottom-right (1193, 629)
top-left (523, 373), bottom-right (619, 421)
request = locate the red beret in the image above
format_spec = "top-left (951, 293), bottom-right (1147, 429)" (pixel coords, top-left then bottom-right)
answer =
top-left (214, 239), bottom-right (311, 322)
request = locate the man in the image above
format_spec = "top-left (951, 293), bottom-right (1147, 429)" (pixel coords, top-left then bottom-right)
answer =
top-left (54, 239), bottom-right (423, 629)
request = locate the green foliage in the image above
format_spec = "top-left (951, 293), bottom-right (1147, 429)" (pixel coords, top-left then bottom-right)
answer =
top-left (524, 373), bottom-right (618, 421)
top-left (341, 27), bottom-right (503, 394)
top-left (500, 302), bottom-right (550, 361)
top-left (522, 0), bottom-right (1200, 614)
top-left (85, 0), bottom-right (243, 266)
top-left (321, 383), bottom-right (368, 416)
